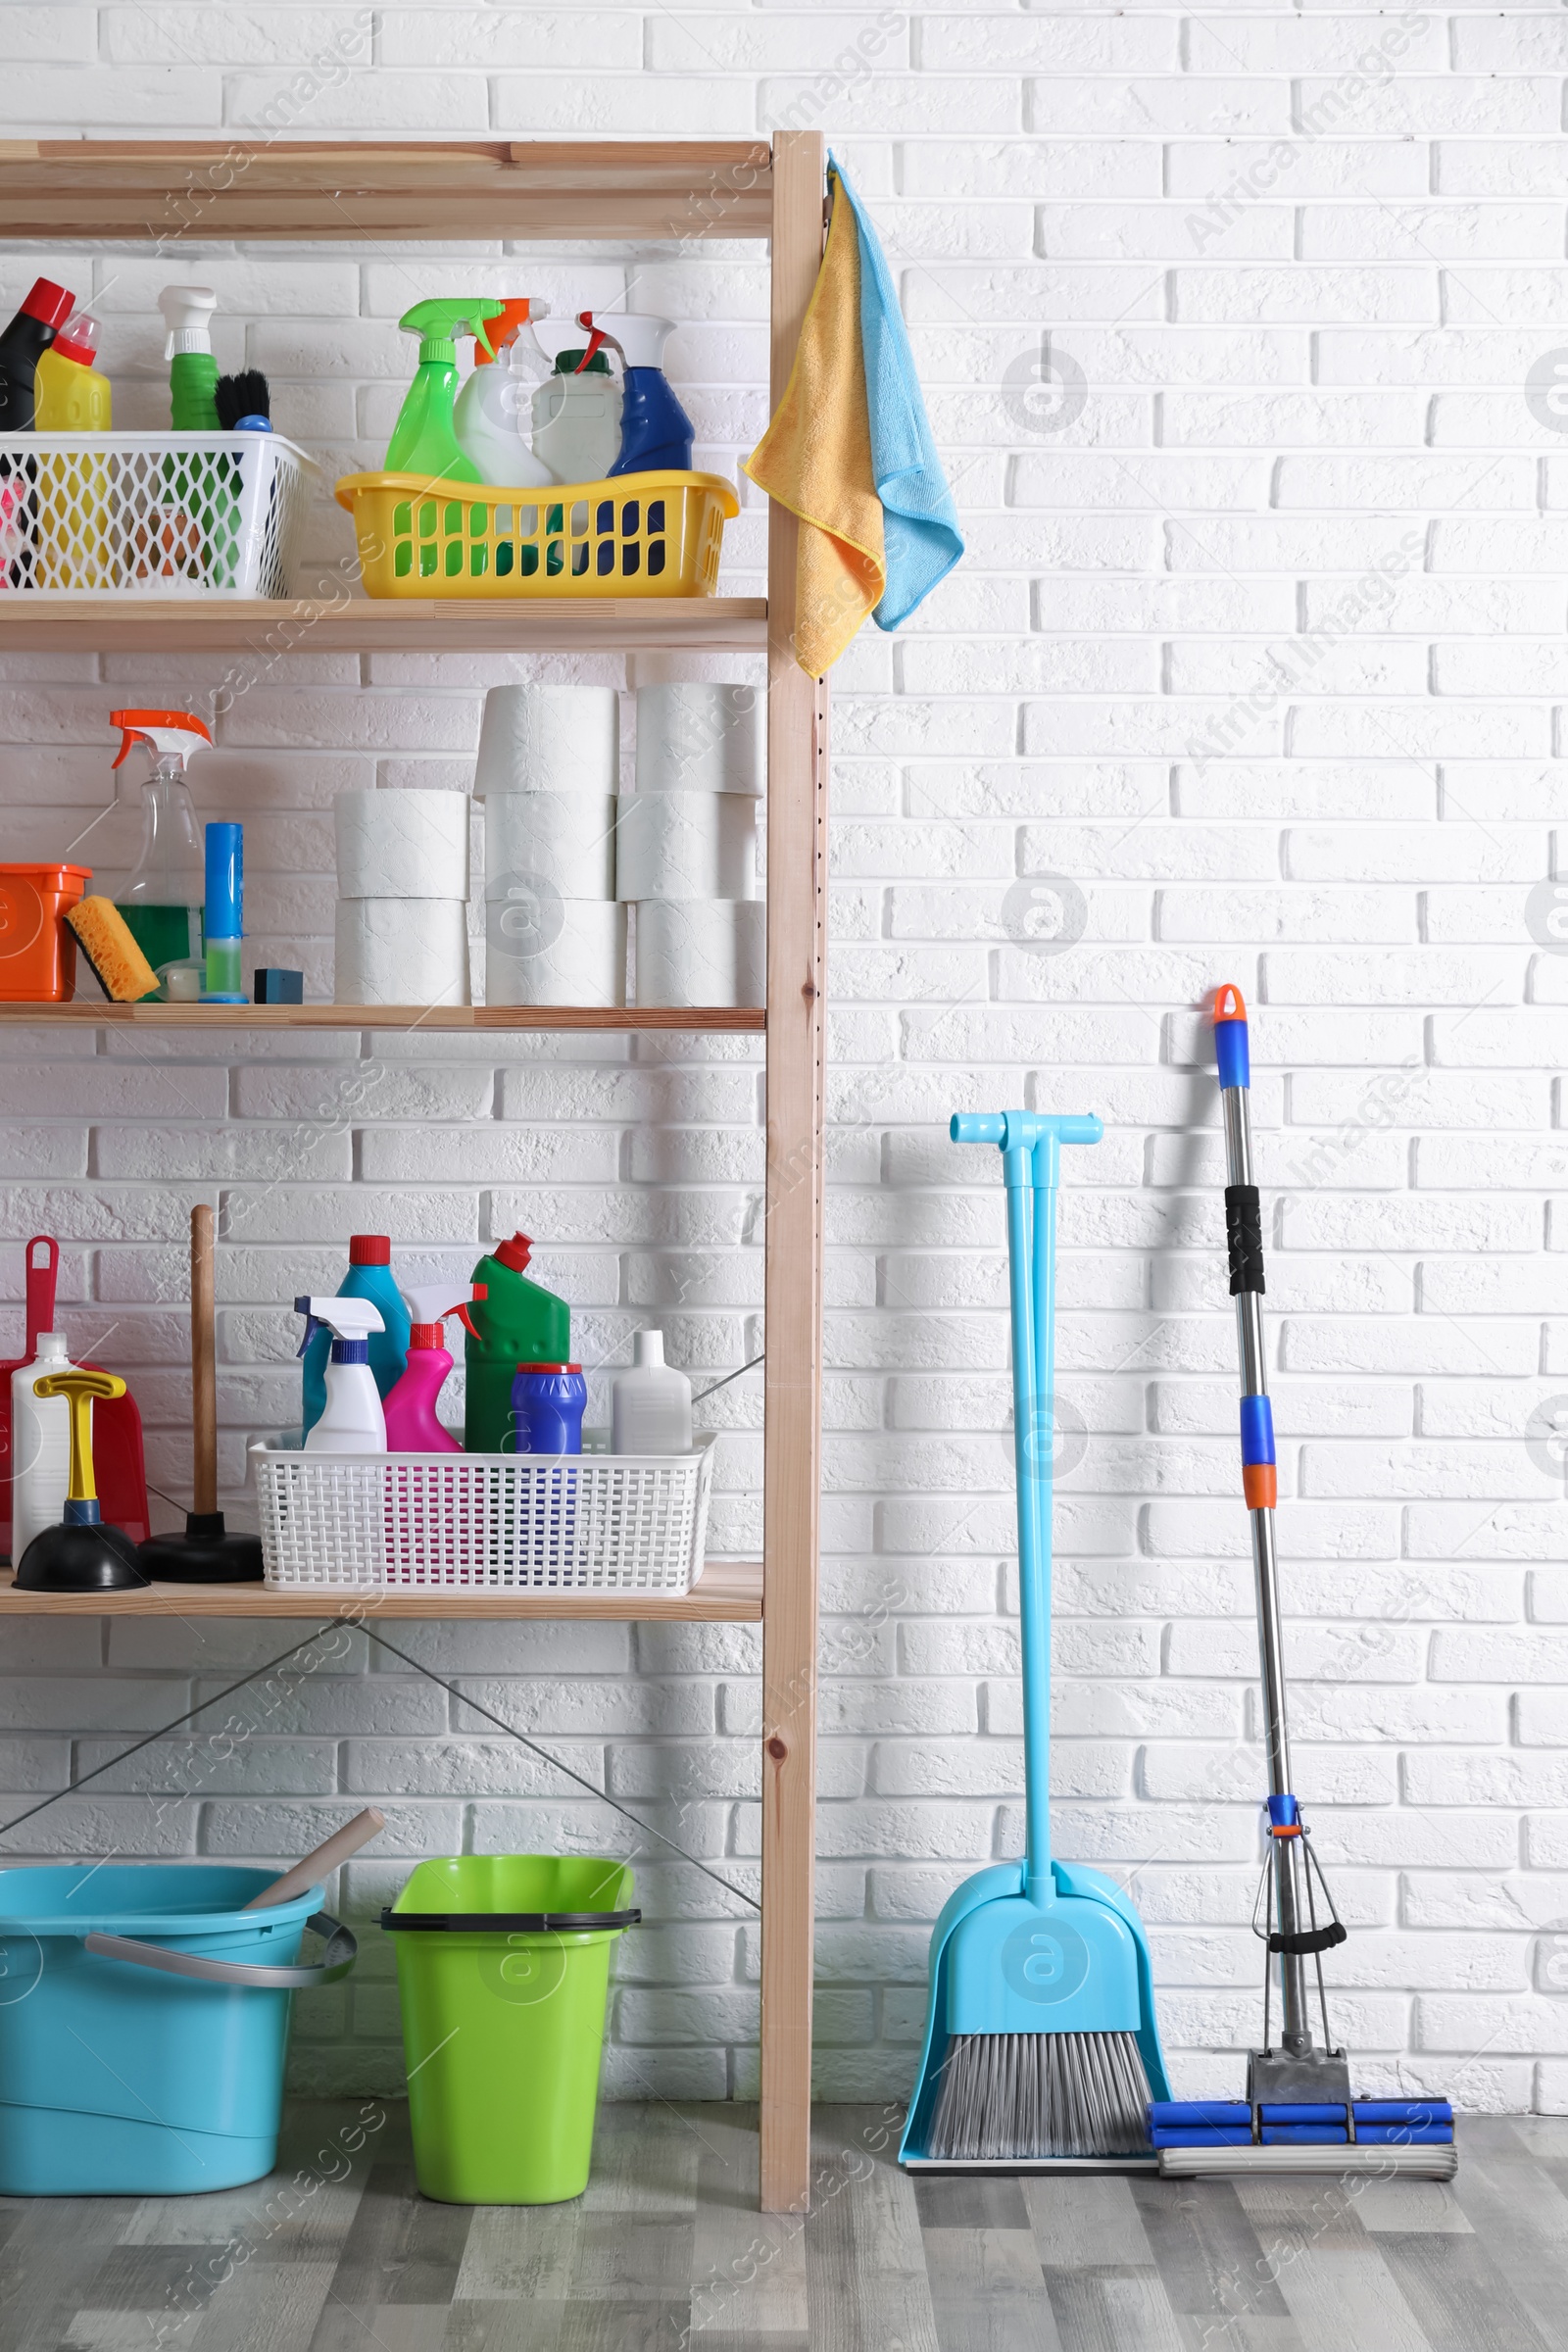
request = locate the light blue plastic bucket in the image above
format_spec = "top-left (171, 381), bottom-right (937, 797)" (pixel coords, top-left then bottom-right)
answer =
top-left (0, 1862), bottom-right (356, 2196)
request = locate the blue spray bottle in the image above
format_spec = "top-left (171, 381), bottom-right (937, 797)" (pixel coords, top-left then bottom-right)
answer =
top-left (587, 313), bottom-right (695, 475)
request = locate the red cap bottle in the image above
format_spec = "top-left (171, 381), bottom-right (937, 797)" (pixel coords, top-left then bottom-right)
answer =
top-left (349, 1234), bottom-right (392, 1266)
top-left (0, 277), bottom-right (77, 432)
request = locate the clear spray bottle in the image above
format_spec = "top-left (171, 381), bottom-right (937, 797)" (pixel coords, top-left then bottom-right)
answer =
top-left (110, 707), bottom-right (210, 989)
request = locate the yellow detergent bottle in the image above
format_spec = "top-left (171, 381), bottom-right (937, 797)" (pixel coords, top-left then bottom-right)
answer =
top-left (34, 310), bottom-right (115, 588)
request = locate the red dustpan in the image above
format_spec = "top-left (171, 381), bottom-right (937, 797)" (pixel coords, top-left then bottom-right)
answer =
top-left (1, 1235), bottom-right (150, 1561)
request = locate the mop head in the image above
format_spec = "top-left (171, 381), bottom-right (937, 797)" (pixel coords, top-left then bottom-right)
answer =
top-left (66, 897), bottom-right (158, 1003)
top-left (927, 2031), bottom-right (1152, 2161)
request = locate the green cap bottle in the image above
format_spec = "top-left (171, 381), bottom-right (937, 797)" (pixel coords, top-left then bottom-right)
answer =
top-left (385, 298), bottom-right (507, 482)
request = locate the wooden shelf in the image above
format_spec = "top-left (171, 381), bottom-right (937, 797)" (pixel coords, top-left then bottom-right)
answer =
top-left (0, 596), bottom-right (768, 655)
top-left (0, 139), bottom-right (774, 242)
top-left (0, 1557), bottom-right (761, 1621)
top-left (0, 1002), bottom-right (765, 1032)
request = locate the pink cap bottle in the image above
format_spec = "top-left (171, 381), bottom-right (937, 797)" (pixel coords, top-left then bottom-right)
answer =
top-left (382, 1281), bottom-right (486, 1454)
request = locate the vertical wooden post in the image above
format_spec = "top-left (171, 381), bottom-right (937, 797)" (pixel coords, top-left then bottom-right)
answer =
top-left (760, 126), bottom-right (827, 2216)
top-left (190, 1204), bottom-right (217, 1516)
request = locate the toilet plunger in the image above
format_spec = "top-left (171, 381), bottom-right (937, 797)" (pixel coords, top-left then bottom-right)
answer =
top-left (14, 1368), bottom-right (149, 1592)
top-left (137, 1205), bottom-right (264, 1583)
top-left (243, 1807), bottom-right (386, 1910)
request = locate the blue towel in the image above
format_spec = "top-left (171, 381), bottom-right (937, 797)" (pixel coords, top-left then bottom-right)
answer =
top-left (828, 157), bottom-right (963, 632)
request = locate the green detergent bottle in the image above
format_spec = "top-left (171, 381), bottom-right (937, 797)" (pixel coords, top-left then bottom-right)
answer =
top-left (464, 1232), bottom-right (569, 1453)
top-left (386, 299), bottom-right (507, 483)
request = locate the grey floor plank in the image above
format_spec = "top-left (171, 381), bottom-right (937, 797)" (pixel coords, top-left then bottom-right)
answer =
top-left (1023, 2176), bottom-right (1165, 2270)
top-left (1349, 2181), bottom-right (1473, 2237)
top-left (308, 2308), bottom-right (451, 2352)
top-left (806, 2110), bottom-right (942, 2352)
top-left (921, 2225), bottom-right (1060, 2352)
top-left (555, 2301), bottom-right (689, 2352)
top-left (321, 2160), bottom-right (474, 2308)
top-left (688, 2107), bottom-right (808, 2340)
top-left (1042, 2268), bottom-right (1188, 2352)
top-left (0, 2198), bottom-right (138, 2352)
top-left (1446, 2119), bottom-right (1568, 2350)
top-left (452, 2205), bottom-right (580, 2303)
top-left (566, 2211), bottom-right (697, 2305)
top-left (1262, 2243), bottom-right (1433, 2352)
top-left (1129, 2177), bottom-right (1298, 2328)
top-left (580, 2103), bottom-right (704, 2219)
top-left (1376, 2232), bottom-right (1555, 2352)
top-left (190, 2254), bottom-right (340, 2352)
top-left (914, 2177), bottom-right (1033, 2230)
top-left (443, 2303), bottom-right (566, 2352)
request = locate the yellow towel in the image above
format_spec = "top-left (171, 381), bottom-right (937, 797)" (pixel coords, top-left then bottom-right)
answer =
top-left (744, 174), bottom-right (886, 677)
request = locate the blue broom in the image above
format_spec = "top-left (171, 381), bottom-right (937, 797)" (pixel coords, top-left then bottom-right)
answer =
top-left (901, 1110), bottom-right (1170, 2169)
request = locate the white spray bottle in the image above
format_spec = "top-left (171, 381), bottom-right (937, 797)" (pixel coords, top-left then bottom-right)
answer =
top-left (296, 1297), bottom-right (387, 1453)
top-left (454, 297), bottom-right (553, 488)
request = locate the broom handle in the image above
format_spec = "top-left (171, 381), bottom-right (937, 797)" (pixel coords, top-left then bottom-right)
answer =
top-left (954, 1112), bottom-right (1102, 1905)
top-left (191, 1205), bottom-right (217, 1517)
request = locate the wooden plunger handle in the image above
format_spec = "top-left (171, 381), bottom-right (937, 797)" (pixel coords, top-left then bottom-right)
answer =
top-left (242, 1807), bottom-right (386, 1911)
top-left (191, 1204), bottom-right (217, 1516)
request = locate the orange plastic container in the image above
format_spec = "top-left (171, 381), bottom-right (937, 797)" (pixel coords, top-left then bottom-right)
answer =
top-left (0, 863), bottom-right (91, 1001)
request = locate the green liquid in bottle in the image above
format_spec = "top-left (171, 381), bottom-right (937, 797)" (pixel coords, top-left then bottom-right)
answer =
top-left (117, 903), bottom-right (201, 999)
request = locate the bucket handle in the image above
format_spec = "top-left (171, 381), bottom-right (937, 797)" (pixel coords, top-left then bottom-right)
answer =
top-left (81, 1909), bottom-right (356, 1989)
top-left (381, 1907), bottom-right (641, 1933)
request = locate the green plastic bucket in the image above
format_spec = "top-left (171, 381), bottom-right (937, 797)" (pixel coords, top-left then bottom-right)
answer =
top-left (383, 1855), bottom-right (637, 2205)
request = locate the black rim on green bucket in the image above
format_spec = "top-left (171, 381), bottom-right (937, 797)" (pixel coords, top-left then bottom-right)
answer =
top-left (381, 1908), bottom-right (641, 1934)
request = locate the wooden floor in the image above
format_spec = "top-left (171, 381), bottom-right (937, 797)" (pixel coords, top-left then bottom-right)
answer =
top-left (0, 2101), bottom-right (1557, 2351)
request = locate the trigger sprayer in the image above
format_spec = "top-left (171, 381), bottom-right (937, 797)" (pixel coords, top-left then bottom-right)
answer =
top-left (386, 298), bottom-right (507, 484)
top-left (296, 1297), bottom-right (388, 1455)
top-left (111, 707), bottom-right (212, 986)
top-left (382, 1282), bottom-right (488, 1454)
top-left (579, 311), bottom-right (695, 476)
top-left (453, 297), bottom-right (552, 487)
top-left (158, 285), bottom-right (220, 431)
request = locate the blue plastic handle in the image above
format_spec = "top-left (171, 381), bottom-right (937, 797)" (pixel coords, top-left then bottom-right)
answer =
top-left (950, 1111), bottom-right (1102, 1150)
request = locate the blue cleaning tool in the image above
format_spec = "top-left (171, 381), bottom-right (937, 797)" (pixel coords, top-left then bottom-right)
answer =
top-left (1152, 985), bottom-right (1455, 2180)
top-left (901, 1111), bottom-right (1170, 2169)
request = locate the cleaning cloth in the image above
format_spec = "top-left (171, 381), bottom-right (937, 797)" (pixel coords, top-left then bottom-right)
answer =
top-left (743, 172), bottom-right (885, 677)
top-left (830, 158), bottom-right (964, 632)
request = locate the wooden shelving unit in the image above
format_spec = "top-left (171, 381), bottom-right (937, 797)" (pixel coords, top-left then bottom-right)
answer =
top-left (0, 1003), bottom-right (765, 1033)
top-left (0, 596), bottom-right (768, 656)
top-left (0, 1558), bottom-right (762, 1621)
top-left (0, 133), bottom-right (827, 2214)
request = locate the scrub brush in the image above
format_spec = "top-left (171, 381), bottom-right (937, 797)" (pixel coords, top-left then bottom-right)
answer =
top-left (214, 368), bottom-right (271, 430)
top-left (66, 897), bottom-right (159, 1003)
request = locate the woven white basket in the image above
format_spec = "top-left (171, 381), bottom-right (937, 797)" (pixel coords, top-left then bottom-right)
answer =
top-left (250, 1435), bottom-right (714, 1594)
top-left (0, 432), bottom-right (317, 596)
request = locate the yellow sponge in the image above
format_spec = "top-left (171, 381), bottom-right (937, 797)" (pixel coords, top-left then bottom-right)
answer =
top-left (67, 897), bottom-right (160, 1004)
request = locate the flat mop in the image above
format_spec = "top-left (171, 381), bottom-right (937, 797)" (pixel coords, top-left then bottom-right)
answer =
top-left (1150, 987), bottom-right (1456, 2178)
top-left (902, 1110), bottom-right (1171, 2171)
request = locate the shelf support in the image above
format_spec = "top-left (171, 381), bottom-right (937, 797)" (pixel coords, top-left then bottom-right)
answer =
top-left (760, 125), bottom-right (827, 2217)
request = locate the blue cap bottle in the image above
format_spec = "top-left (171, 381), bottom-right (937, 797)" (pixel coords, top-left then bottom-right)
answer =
top-left (202, 821), bottom-right (246, 1004)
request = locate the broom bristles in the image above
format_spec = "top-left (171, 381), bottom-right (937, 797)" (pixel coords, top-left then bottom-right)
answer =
top-left (926, 2031), bottom-right (1152, 2160)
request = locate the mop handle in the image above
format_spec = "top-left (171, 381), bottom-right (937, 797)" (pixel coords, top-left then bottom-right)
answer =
top-left (1213, 992), bottom-right (1276, 1515)
top-left (952, 1111), bottom-right (1102, 1898)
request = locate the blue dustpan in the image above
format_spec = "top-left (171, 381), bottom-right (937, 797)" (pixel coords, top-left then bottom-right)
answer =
top-left (901, 1112), bottom-right (1169, 2168)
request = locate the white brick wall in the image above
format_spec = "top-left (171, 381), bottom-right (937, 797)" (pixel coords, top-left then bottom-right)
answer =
top-left (0, 2), bottom-right (1565, 2114)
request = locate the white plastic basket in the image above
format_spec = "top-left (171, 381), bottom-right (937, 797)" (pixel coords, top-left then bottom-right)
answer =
top-left (250, 1435), bottom-right (715, 1595)
top-left (0, 432), bottom-right (317, 596)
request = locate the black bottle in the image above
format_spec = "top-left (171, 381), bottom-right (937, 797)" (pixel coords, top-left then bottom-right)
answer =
top-left (0, 276), bottom-right (74, 430)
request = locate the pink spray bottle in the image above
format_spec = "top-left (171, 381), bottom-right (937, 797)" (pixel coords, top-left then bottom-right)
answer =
top-left (382, 1281), bottom-right (486, 1453)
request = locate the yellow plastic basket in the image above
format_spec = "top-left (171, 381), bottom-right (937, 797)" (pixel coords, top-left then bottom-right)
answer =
top-left (334, 468), bottom-right (738, 601)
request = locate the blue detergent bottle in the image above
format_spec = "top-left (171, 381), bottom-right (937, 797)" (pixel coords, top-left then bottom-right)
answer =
top-left (300, 1234), bottom-right (411, 1437)
top-left (589, 313), bottom-right (695, 475)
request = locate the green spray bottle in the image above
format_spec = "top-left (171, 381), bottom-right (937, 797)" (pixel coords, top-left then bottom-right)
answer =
top-left (386, 299), bottom-right (507, 482)
top-left (157, 286), bottom-right (220, 430)
top-left (464, 1232), bottom-right (569, 1453)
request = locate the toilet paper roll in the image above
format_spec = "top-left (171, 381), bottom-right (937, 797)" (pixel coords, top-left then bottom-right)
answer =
top-left (474, 685), bottom-right (619, 798)
top-left (485, 792), bottom-right (617, 901)
top-left (485, 896), bottom-right (626, 1007)
top-left (334, 789), bottom-right (469, 900)
top-left (635, 899), bottom-right (765, 1008)
top-left (635, 683), bottom-right (763, 796)
top-left (614, 791), bottom-right (757, 904)
top-left (335, 899), bottom-right (470, 1006)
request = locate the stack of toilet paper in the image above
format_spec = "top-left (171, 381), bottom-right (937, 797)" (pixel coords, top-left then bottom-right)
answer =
top-left (475, 685), bottom-right (625, 1006)
top-left (623, 683), bottom-right (764, 1007)
top-left (334, 789), bottom-right (471, 1005)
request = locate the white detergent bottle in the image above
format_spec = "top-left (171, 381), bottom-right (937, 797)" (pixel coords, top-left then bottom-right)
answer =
top-left (454, 297), bottom-right (552, 488)
top-left (530, 317), bottom-right (623, 485)
top-left (297, 1297), bottom-right (387, 1454)
top-left (611, 1329), bottom-right (692, 1455)
top-left (12, 1332), bottom-right (73, 1563)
